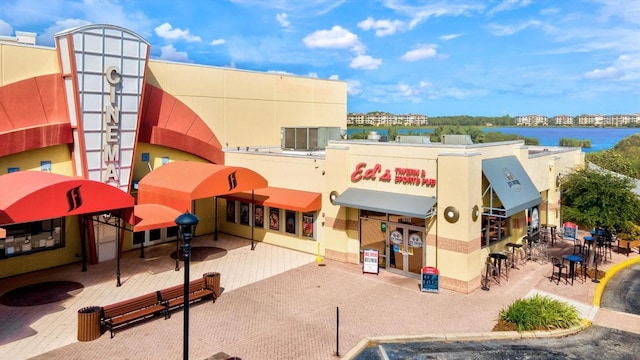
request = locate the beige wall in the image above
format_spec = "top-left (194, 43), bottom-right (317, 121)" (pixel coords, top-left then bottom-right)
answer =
top-left (146, 61), bottom-right (347, 149)
top-left (0, 44), bottom-right (59, 86)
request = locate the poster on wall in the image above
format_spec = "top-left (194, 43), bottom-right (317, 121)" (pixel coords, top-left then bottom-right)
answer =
top-left (363, 249), bottom-right (379, 274)
top-left (302, 213), bottom-right (314, 238)
top-left (226, 201), bottom-right (236, 223)
top-left (269, 208), bottom-right (280, 231)
top-left (255, 205), bottom-right (265, 228)
top-left (285, 210), bottom-right (296, 234)
top-left (529, 206), bottom-right (540, 234)
top-left (240, 203), bottom-right (250, 225)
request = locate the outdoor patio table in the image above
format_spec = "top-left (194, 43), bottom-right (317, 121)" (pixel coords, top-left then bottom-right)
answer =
top-left (563, 254), bottom-right (584, 285)
top-left (489, 252), bottom-right (508, 282)
top-left (542, 224), bottom-right (557, 246)
top-left (505, 243), bottom-right (523, 268)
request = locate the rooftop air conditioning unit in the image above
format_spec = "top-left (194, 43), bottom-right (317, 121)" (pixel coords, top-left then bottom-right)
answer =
top-left (281, 127), bottom-right (341, 150)
top-left (441, 135), bottom-right (473, 145)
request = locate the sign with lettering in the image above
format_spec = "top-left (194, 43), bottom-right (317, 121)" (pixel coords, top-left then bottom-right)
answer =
top-left (421, 266), bottom-right (439, 293)
top-left (350, 162), bottom-right (436, 187)
top-left (363, 249), bottom-right (379, 275)
top-left (562, 222), bottom-right (577, 240)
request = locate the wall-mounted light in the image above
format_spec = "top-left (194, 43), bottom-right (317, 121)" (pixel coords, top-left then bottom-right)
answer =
top-left (329, 191), bottom-right (339, 205)
top-left (444, 206), bottom-right (460, 223)
top-left (472, 205), bottom-right (480, 222)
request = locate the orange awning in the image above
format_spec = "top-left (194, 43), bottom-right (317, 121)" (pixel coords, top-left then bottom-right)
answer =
top-left (0, 227), bottom-right (5, 238)
top-left (0, 171), bottom-right (134, 225)
top-left (225, 187), bottom-right (322, 213)
top-left (137, 161), bottom-right (268, 212)
top-left (128, 204), bottom-right (182, 232)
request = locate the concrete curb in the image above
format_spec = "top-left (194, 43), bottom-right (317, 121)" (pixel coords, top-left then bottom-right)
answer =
top-left (592, 256), bottom-right (640, 307)
top-left (341, 320), bottom-right (591, 359)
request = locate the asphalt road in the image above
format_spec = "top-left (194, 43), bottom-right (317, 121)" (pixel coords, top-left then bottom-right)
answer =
top-left (353, 263), bottom-right (640, 360)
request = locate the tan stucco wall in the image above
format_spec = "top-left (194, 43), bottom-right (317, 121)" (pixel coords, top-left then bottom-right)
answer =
top-left (0, 43), bottom-right (59, 86)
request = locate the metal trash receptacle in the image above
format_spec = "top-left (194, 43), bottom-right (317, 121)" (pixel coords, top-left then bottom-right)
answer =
top-left (77, 306), bottom-right (102, 341)
top-left (203, 272), bottom-right (221, 299)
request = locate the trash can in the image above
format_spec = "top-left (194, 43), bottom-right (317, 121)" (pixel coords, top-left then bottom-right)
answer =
top-left (77, 306), bottom-right (102, 341)
top-left (203, 272), bottom-right (221, 299)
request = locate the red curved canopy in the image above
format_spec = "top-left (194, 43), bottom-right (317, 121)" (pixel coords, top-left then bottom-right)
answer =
top-left (137, 161), bottom-right (268, 212)
top-left (129, 204), bottom-right (182, 232)
top-left (0, 171), bottom-right (134, 225)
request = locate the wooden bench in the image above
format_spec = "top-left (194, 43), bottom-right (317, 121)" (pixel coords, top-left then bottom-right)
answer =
top-left (101, 291), bottom-right (166, 338)
top-left (159, 278), bottom-right (216, 318)
top-left (619, 239), bottom-right (640, 256)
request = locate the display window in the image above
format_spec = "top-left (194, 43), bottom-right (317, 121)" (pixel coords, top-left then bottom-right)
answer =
top-left (285, 210), bottom-right (297, 235)
top-left (269, 208), bottom-right (280, 231)
top-left (0, 218), bottom-right (64, 259)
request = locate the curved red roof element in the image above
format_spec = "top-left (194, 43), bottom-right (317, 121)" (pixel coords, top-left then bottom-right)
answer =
top-left (128, 203), bottom-right (182, 232)
top-left (0, 171), bottom-right (134, 225)
top-left (137, 161), bottom-right (268, 212)
top-left (0, 74), bottom-right (72, 157)
top-left (139, 85), bottom-right (224, 164)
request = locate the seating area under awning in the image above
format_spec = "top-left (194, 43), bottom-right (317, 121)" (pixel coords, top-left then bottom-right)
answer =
top-left (333, 188), bottom-right (437, 218)
top-left (224, 187), bottom-right (322, 213)
top-left (482, 156), bottom-right (542, 218)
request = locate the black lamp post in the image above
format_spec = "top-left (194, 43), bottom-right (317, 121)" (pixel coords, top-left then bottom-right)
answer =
top-left (175, 210), bottom-right (200, 360)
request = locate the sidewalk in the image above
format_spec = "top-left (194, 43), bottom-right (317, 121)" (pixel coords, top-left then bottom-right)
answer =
top-left (0, 230), bottom-right (637, 360)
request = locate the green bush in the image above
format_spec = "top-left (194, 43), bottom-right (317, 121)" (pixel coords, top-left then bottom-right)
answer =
top-left (498, 294), bottom-right (581, 331)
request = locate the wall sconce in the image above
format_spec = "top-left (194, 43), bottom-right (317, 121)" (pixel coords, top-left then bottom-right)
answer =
top-left (329, 191), bottom-right (339, 205)
top-left (472, 205), bottom-right (480, 222)
top-left (444, 206), bottom-right (460, 223)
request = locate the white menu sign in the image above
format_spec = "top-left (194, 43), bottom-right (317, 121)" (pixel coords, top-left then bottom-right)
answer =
top-left (363, 249), bottom-right (379, 274)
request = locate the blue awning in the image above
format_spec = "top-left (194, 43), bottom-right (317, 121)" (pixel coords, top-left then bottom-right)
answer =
top-left (482, 156), bottom-right (541, 218)
top-left (333, 188), bottom-right (437, 218)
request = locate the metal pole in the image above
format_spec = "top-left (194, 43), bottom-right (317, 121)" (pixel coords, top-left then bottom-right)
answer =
top-left (214, 198), bottom-right (218, 241)
top-left (116, 216), bottom-right (121, 287)
top-left (335, 306), bottom-right (339, 357)
top-left (175, 233), bottom-right (180, 271)
top-left (183, 230), bottom-right (191, 360)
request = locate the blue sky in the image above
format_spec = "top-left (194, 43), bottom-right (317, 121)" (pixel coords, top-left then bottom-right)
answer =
top-left (1, 0), bottom-right (639, 117)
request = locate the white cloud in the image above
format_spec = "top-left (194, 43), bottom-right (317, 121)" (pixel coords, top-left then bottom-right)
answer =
top-left (350, 54), bottom-right (382, 70)
top-left (328, 74), bottom-right (340, 80)
top-left (210, 39), bottom-right (226, 46)
top-left (157, 44), bottom-right (191, 62)
top-left (347, 79), bottom-right (362, 95)
top-left (155, 23), bottom-right (201, 42)
top-left (276, 12), bottom-right (290, 27)
top-left (357, 16), bottom-right (404, 37)
top-left (307, 72), bottom-right (319, 78)
top-left (267, 70), bottom-right (295, 75)
top-left (381, 2), bottom-right (485, 30)
top-left (39, 19), bottom-right (91, 46)
top-left (439, 33), bottom-right (463, 41)
top-left (488, 20), bottom-right (542, 36)
top-left (303, 25), bottom-right (364, 53)
top-left (486, 0), bottom-right (533, 17)
top-left (582, 66), bottom-right (625, 80)
top-left (0, 19), bottom-right (12, 35)
top-left (401, 45), bottom-right (437, 62)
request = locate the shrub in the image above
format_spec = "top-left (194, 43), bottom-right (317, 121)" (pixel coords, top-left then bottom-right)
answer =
top-left (497, 294), bottom-right (581, 332)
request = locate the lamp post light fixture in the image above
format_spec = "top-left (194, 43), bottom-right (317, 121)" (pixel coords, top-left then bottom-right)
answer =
top-left (175, 210), bottom-right (200, 360)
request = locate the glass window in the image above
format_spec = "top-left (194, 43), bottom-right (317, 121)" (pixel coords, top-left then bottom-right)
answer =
top-left (255, 205), bottom-right (265, 228)
top-left (240, 203), bottom-right (250, 226)
top-left (285, 210), bottom-right (297, 234)
top-left (269, 208), bottom-right (280, 231)
top-left (482, 216), bottom-right (511, 247)
top-left (302, 213), bottom-right (314, 239)
top-left (226, 200), bottom-right (236, 223)
top-left (1, 218), bottom-right (64, 259)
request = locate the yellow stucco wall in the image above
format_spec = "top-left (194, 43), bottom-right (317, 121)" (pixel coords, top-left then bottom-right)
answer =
top-left (0, 43), bottom-right (59, 86)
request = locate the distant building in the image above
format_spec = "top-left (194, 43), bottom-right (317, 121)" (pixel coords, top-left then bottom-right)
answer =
top-left (515, 115), bottom-right (548, 126)
top-left (347, 112), bottom-right (428, 126)
top-left (552, 115), bottom-right (574, 126)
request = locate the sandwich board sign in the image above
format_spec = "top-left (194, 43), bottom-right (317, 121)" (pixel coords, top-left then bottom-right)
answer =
top-left (421, 266), bottom-right (439, 293)
top-left (363, 249), bottom-right (379, 275)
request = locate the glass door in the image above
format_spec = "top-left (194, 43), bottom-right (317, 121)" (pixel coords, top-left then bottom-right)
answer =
top-left (388, 224), bottom-right (426, 277)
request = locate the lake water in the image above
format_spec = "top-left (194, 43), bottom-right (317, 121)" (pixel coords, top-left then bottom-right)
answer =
top-left (348, 127), bottom-right (640, 153)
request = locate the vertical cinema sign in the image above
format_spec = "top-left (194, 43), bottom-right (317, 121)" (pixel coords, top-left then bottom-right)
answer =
top-left (103, 66), bottom-right (121, 183)
top-left (55, 25), bottom-right (150, 193)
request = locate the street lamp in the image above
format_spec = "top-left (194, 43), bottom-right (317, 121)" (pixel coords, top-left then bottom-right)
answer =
top-left (175, 210), bottom-right (200, 360)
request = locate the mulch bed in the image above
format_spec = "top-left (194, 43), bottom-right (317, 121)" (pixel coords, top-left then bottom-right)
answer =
top-left (170, 246), bottom-right (227, 262)
top-left (0, 281), bottom-right (84, 307)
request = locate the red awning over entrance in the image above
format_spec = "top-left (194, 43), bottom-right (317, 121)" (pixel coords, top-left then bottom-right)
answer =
top-left (137, 161), bottom-right (268, 212)
top-left (129, 204), bottom-right (182, 232)
top-left (0, 171), bottom-right (135, 225)
top-left (225, 187), bottom-right (322, 213)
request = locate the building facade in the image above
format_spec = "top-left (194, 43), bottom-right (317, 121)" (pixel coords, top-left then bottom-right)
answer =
top-left (0, 25), bottom-right (583, 293)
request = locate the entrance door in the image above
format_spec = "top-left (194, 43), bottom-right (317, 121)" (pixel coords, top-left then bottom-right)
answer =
top-left (387, 224), bottom-right (426, 277)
